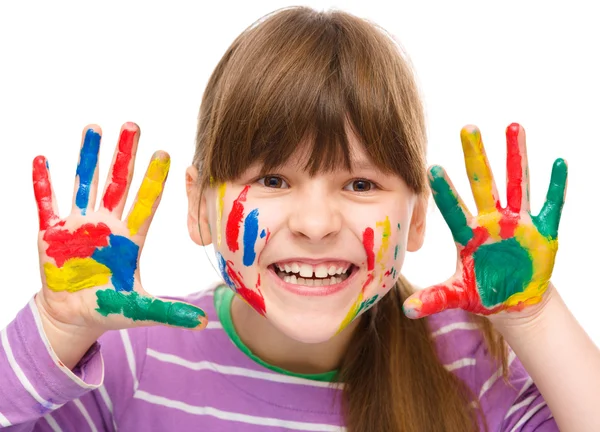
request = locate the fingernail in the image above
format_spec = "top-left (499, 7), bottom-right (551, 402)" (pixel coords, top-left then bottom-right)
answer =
top-left (403, 298), bottom-right (422, 319)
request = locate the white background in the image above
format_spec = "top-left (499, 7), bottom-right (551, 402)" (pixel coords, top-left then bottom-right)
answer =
top-left (0, 1), bottom-right (598, 345)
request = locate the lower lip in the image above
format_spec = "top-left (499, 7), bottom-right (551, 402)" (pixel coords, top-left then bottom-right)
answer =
top-left (267, 266), bottom-right (358, 297)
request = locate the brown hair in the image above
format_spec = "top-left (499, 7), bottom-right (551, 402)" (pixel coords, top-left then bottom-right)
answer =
top-left (193, 7), bottom-right (508, 431)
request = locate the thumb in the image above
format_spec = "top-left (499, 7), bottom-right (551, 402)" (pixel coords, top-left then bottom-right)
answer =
top-left (403, 280), bottom-right (464, 319)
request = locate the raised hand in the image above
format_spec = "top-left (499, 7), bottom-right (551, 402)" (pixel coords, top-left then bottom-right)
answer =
top-left (403, 123), bottom-right (567, 319)
top-left (33, 123), bottom-right (207, 335)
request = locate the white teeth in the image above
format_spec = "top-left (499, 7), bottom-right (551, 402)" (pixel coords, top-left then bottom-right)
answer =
top-left (284, 264), bottom-right (291, 272)
top-left (315, 265), bottom-right (329, 278)
top-left (299, 264), bottom-right (313, 278)
top-left (291, 263), bottom-right (300, 273)
top-left (328, 265), bottom-right (337, 276)
top-left (336, 267), bottom-right (343, 275)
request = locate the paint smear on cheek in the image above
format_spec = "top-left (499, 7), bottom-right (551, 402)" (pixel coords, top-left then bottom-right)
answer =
top-left (75, 129), bottom-right (101, 215)
top-left (225, 260), bottom-right (266, 315)
top-left (216, 183), bottom-right (227, 246)
top-left (362, 228), bottom-right (375, 271)
top-left (243, 209), bottom-right (260, 266)
top-left (216, 252), bottom-right (235, 289)
top-left (102, 128), bottom-right (136, 211)
top-left (226, 185), bottom-right (250, 252)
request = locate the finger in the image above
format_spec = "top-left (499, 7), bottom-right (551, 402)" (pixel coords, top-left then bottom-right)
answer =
top-left (100, 122), bottom-right (140, 217)
top-left (95, 289), bottom-right (208, 330)
top-left (506, 123), bottom-right (530, 213)
top-left (72, 126), bottom-right (102, 216)
top-left (125, 151), bottom-right (171, 238)
top-left (32, 156), bottom-right (60, 230)
top-left (460, 125), bottom-right (500, 213)
top-left (533, 158), bottom-right (568, 239)
top-left (429, 165), bottom-right (474, 247)
top-left (403, 281), bottom-right (463, 319)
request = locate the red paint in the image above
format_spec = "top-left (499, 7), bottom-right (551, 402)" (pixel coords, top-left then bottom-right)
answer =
top-left (43, 223), bottom-right (112, 267)
top-left (256, 273), bottom-right (261, 288)
top-left (361, 272), bottom-right (374, 293)
top-left (384, 269), bottom-right (392, 276)
top-left (226, 260), bottom-right (266, 315)
top-left (265, 228), bottom-right (271, 243)
top-left (102, 128), bottom-right (136, 211)
top-left (362, 228), bottom-right (375, 271)
top-left (226, 185), bottom-right (250, 252)
top-left (506, 123), bottom-right (523, 212)
top-left (460, 226), bottom-right (489, 257)
top-left (498, 211), bottom-right (519, 239)
top-left (32, 156), bottom-right (58, 230)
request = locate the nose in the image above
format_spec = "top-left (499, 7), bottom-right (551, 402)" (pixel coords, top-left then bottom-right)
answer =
top-left (288, 186), bottom-right (342, 242)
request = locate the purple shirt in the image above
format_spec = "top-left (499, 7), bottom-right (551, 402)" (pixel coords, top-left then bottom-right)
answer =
top-left (0, 285), bottom-right (557, 431)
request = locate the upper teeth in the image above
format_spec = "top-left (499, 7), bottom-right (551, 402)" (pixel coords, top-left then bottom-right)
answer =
top-left (275, 262), bottom-right (349, 278)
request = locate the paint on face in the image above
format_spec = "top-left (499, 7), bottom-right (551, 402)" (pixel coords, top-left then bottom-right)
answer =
top-left (216, 183), bottom-right (227, 246)
top-left (95, 289), bottom-right (205, 328)
top-left (127, 155), bottom-right (170, 236)
top-left (75, 129), bottom-right (101, 215)
top-left (260, 229), bottom-right (266, 238)
top-left (102, 128), bottom-right (136, 211)
top-left (226, 185), bottom-right (250, 252)
top-left (225, 260), bottom-right (266, 315)
top-left (362, 228), bottom-right (375, 270)
top-left (216, 251), bottom-right (235, 289)
top-left (375, 216), bottom-right (391, 281)
top-left (243, 208), bottom-right (260, 266)
top-left (33, 156), bottom-right (58, 230)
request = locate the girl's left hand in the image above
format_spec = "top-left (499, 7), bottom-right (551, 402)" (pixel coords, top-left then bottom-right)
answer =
top-left (403, 123), bottom-right (568, 319)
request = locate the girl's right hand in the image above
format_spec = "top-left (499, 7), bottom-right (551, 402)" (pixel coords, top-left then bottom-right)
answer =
top-left (32, 123), bottom-right (207, 359)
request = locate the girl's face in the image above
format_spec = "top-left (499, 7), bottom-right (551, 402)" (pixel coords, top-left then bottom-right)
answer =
top-left (191, 135), bottom-right (426, 343)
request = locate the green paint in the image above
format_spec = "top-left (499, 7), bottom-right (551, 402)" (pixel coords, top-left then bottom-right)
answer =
top-left (96, 289), bottom-right (205, 328)
top-left (392, 268), bottom-right (397, 279)
top-left (394, 245), bottom-right (399, 260)
top-left (357, 294), bottom-right (379, 315)
top-left (429, 165), bottom-right (473, 246)
top-left (397, 223), bottom-right (401, 230)
top-left (472, 238), bottom-right (533, 307)
top-left (473, 173), bottom-right (479, 182)
top-left (532, 158), bottom-right (567, 239)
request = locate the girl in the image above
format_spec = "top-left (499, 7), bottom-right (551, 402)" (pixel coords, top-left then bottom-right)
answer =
top-left (1, 6), bottom-right (599, 431)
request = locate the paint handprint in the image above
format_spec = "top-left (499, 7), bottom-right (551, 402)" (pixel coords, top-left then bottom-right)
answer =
top-left (403, 123), bottom-right (567, 318)
top-left (34, 123), bottom-right (207, 332)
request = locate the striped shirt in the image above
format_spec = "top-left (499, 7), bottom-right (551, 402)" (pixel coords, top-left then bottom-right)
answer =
top-left (0, 285), bottom-right (558, 431)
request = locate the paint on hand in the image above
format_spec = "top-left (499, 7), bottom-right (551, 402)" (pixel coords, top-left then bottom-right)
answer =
top-left (531, 158), bottom-right (567, 239)
top-left (75, 129), bottom-right (101, 215)
top-left (243, 208), bottom-right (260, 266)
top-left (226, 185), bottom-right (250, 252)
top-left (216, 183), bottom-right (227, 246)
top-left (91, 234), bottom-right (139, 292)
top-left (127, 154), bottom-right (170, 236)
top-left (95, 289), bottom-right (205, 328)
top-left (102, 127), bottom-right (136, 211)
top-left (44, 258), bottom-right (111, 292)
top-left (33, 156), bottom-right (59, 230)
top-left (44, 223), bottom-right (111, 267)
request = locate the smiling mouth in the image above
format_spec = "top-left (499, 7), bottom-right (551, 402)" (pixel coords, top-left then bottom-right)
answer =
top-left (270, 262), bottom-right (356, 287)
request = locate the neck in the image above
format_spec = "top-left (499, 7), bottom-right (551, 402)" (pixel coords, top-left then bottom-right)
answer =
top-left (231, 294), bottom-right (360, 374)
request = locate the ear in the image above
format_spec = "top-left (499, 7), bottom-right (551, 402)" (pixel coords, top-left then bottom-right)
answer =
top-left (186, 166), bottom-right (212, 246)
top-left (406, 195), bottom-right (427, 252)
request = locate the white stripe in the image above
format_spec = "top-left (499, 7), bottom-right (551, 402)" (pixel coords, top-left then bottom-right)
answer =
top-left (206, 322), bottom-right (223, 329)
top-left (479, 350), bottom-right (517, 399)
top-left (186, 290), bottom-right (215, 301)
top-left (98, 385), bottom-right (117, 431)
top-left (73, 398), bottom-right (98, 432)
top-left (0, 327), bottom-right (63, 410)
top-left (443, 357), bottom-right (476, 371)
top-left (119, 330), bottom-right (139, 392)
top-left (135, 390), bottom-right (345, 431)
top-left (28, 299), bottom-right (101, 390)
top-left (0, 411), bottom-right (11, 427)
top-left (43, 413), bottom-right (63, 432)
top-left (515, 377), bottom-right (534, 400)
top-left (509, 402), bottom-right (548, 432)
top-left (147, 348), bottom-right (340, 389)
top-left (504, 394), bottom-right (537, 419)
top-left (431, 322), bottom-right (479, 338)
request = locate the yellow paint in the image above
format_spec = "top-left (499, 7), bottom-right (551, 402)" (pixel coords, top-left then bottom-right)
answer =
top-left (461, 127), bottom-right (496, 213)
top-left (216, 183), bottom-right (226, 246)
top-left (336, 293), bottom-right (362, 334)
top-left (476, 212), bottom-right (502, 241)
top-left (375, 216), bottom-right (391, 283)
top-left (128, 156), bottom-right (170, 236)
top-left (404, 297), bottom-right (423, 309)
top-left (44, 258), bottom-right (111, 292)
top-left (505, 224), bottom-right (557, 307)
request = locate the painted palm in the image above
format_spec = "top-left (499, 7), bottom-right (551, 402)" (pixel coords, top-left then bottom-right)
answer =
top-left (403, 123), bottom-right (568, 318)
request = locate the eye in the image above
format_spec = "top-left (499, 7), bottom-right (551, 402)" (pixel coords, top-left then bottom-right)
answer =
top-left (257, 175), bottom-right (289, 189)
top-left (344, 179), bottom-right (376, 192)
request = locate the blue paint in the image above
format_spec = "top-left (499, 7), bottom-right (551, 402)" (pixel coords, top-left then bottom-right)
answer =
top-left (45, 160), bottom-right (50, 169)
top-left (243, 208), bottom-right (259, 266)
top-left (92, 234), bottom-right (139, 292)
top-left (260, 229), bottom-right (266, 238)
top-left (216, 252), bottom-right (234, 288)
top-left (75, 129), bottom-right (101, 215)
